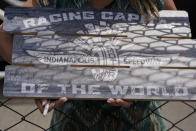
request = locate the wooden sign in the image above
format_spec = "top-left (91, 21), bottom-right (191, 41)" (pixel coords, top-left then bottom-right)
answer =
top-left (11, 36), bottom-right (196, 68)
top-left (4, 65), bottom-right (196, 100)
top-left (3, 7), bottom-right (193, 68)
top-left (3, 7), bottom-right (196, 100)
top-left (3, 7), bottom-right (191, 37)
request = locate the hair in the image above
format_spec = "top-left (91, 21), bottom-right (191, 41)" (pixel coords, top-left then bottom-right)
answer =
top-left (39, 0), bottom-right (160, 20)
top-left (127, 0), bottom-right (160, 21)
top-left (110, 0), bottom-right (160, 21)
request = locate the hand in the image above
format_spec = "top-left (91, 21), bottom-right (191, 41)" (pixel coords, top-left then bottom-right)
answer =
top-left (35, 98), bottom-right (68, 113)
top-left (107, 98), bottom-right (132, 108)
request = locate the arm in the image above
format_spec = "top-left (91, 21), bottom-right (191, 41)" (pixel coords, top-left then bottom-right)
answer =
top-left (90, 0), bottom-right (113, 8)
top-left (0, 25), bottom-right (13, 64)
top-left (0, 0), bottom-right (38, 64)
top-left (163, 0), bottom-right (177, 10)
top-left (0, 0), bottom-right (67, 113)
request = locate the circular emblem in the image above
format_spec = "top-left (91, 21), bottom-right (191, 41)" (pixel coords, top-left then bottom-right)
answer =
top-left (91, 46), bottom-right (119, 81)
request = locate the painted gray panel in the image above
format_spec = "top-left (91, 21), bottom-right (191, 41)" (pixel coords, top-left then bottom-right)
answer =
top-left (3, 7), bottom-right (196, 100)
top-left (12, 35), bottom-right (196, 67)
top-left (3, 65), bottom-right (196, 100)
top-left (3, 7), bottom-right (193, 67)
top-left (3, 7), bottom-right (191, 38)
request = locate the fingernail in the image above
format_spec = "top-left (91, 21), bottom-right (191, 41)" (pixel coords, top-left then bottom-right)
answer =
top-left (42, 100), bottom-right (47, 106)
top-left (116, 99), bottom-right (121, 103)
top-left (63, 98), bottom-right (68, 102)
top-left (49, 103), bottom-right (55, 110)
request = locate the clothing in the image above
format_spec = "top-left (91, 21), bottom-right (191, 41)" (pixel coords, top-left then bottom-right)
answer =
top-left (36, 0), bottom-right (166, 130)
top-left (50, 101), bottom-right (166, 131)
top-left (37, 0), bottom-right (164, 10)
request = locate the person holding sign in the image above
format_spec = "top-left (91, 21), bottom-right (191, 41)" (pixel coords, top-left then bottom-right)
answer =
top-left (0, 0), bottom-right (177, 130)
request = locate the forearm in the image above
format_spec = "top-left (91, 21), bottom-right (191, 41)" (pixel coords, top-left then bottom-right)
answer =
top-left (90, 0), bottom-right (113, 8)
top-left (0, 24), bottom-right (13, 64)
top-left (163, 0), bottom-right (177, 10)
top-left (0, 0), bottom-right (38, 64)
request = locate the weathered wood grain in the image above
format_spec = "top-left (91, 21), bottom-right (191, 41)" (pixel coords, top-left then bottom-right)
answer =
top-left (2, 7), bottom-right (193, 67)
top-left (12, 35), bottom-right (196, 68)
top-left (3, 7), bottom-right (191, 38)
top-left (3, 65), bottom-right (196, 100)
top-left (3, 7), bottom-right (192, 67)
top-left (3, 7), bottom-right (196, 100)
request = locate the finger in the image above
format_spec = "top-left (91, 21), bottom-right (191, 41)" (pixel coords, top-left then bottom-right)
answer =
top-left (48, 102), bottom-right (55, 112)
top-left (54, 97), bottom-right (68, 108)
top-left (107, 98), bottom-right (121, 106)
top-left (109, 102), bottom-right (121, 106)
top-left (107, 98), bottom-right (116, 104)
top-left (48, 98), bottom-right (68, 112)
top-left (116, 99), bottom-right (132, 108)
top-left (41, 99), bottom-right (47, 106)
top-left (35, 99), bottom-right (44, 113)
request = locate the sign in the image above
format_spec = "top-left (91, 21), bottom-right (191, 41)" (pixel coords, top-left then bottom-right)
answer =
top-left (3, 7), bottom-right (196, 100)
top-left (12, 35), bottom-right (196, 68)
top-left (3, 7), bottom-right (191, 35)
top-left (4, 65), bottom-right (196, 100)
